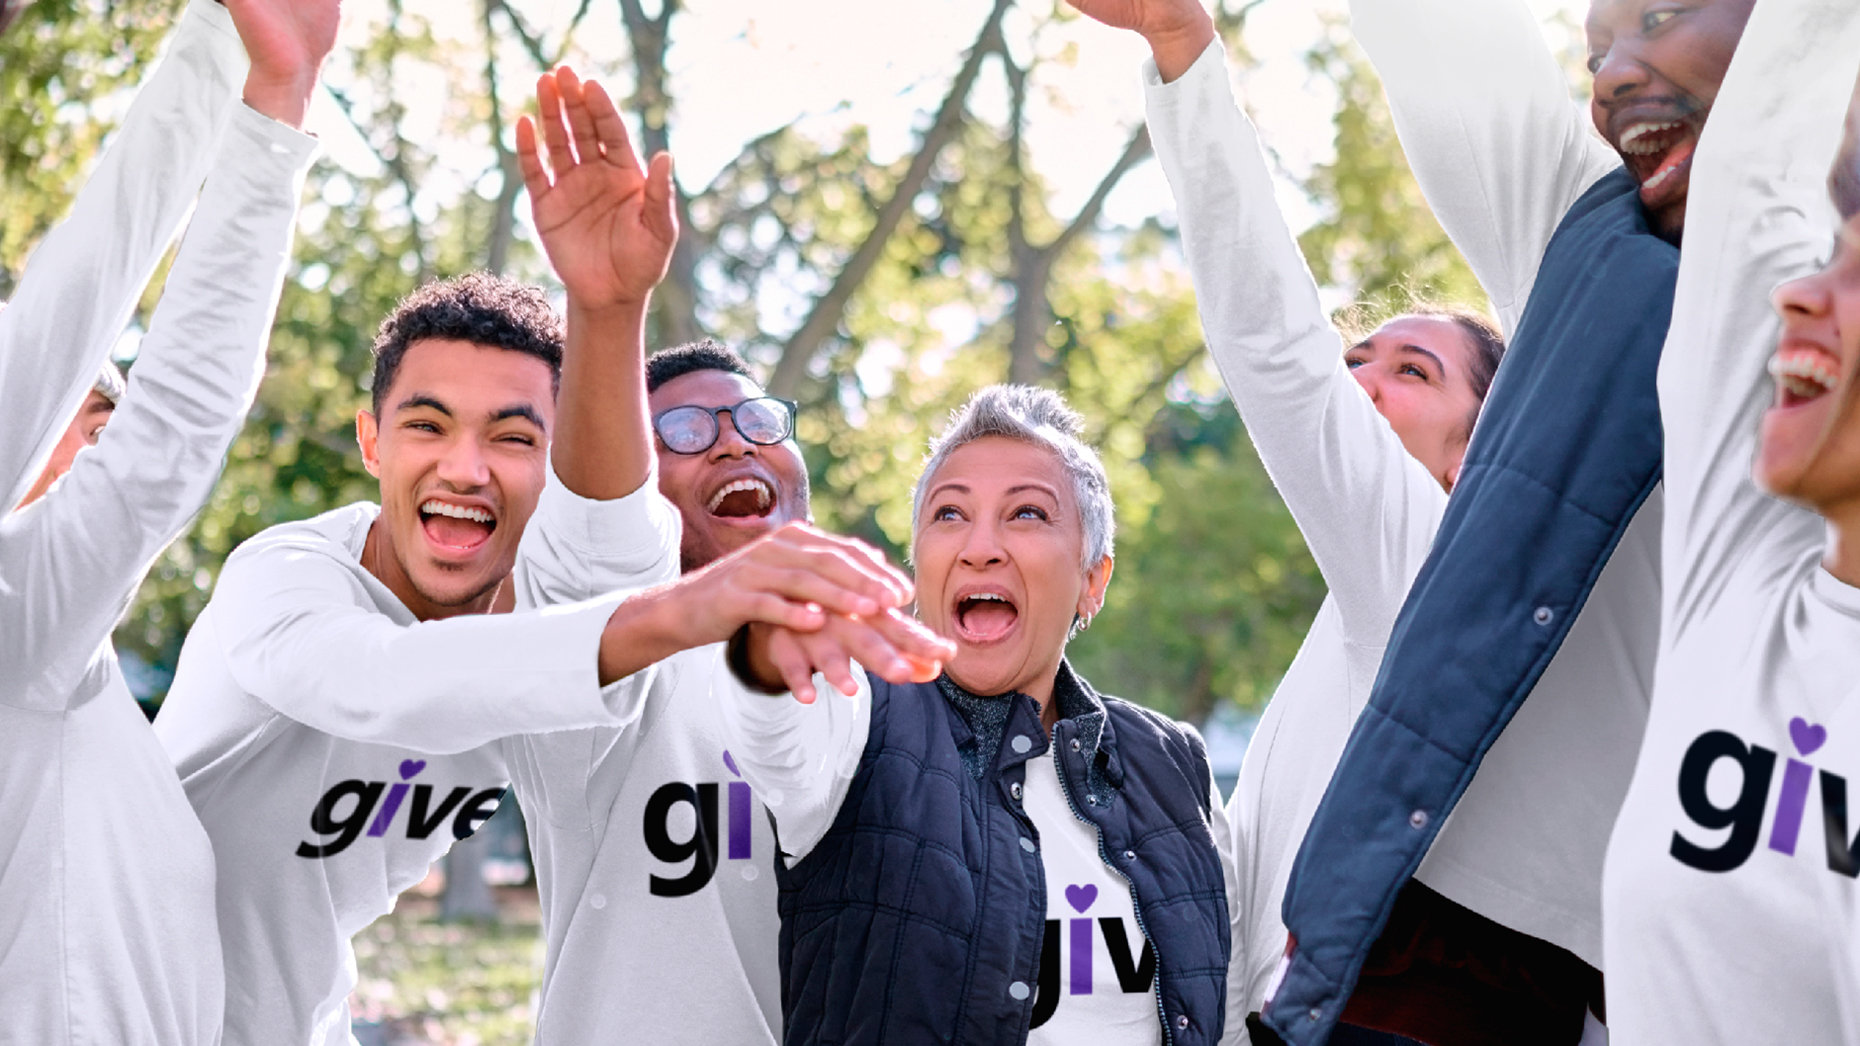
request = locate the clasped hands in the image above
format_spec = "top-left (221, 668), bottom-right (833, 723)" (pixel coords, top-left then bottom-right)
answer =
top-left (696, 523), bottom-right (953, 704)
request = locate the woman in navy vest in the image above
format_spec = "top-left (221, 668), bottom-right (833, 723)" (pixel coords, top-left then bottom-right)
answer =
top-left (718, 383), bottom-right (1232, 1045)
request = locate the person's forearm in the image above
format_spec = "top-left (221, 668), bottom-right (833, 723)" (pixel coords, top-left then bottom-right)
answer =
top-left (512, 474), bottom-right (682, 610)
top-left (1348, 0), bottom-right (1615, 331)
top-left (220, 578), bottom-right (655, 752)
top-left (1148, 42), bottom-right (1444, 642)
top-left (0, 103), bottom-right (317, 711)
top-left (711, 649), bottom-right (868, 862)
top-left (0, 0), bottom-right (245, 508)
top-left (594, 582), bottom-right (691, 685)
top-left (1142, 8), bottom-right (1215, 83)
top-left (1658, 0), bottom-right (1860, 568)
top-left (550, 297), bottom-right (655, 501)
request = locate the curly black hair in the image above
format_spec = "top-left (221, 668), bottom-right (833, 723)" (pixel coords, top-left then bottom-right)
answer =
top-left (369, 272), bottom-right (563, 415)
top-left (645, 339), bottom-right (756, 394)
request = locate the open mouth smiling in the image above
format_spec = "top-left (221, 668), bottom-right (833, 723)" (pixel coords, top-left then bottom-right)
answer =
top-left (419, 497), bottom-right (497, 553)
top-left (953, 588), bottom-right (1019, 644)
top-left (1768, 347), bottom-right (1843, 410)
top-left (1614, 115), bottom-right (1701, 205)
top-left (706, 476), bottom-right (776, 520)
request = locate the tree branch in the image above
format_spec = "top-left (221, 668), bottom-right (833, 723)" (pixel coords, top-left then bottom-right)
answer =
top-left (766, 0), bottom-right (1013, 397)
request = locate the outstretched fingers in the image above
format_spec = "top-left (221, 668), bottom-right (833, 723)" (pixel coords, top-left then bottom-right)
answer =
top-left (515, 115), bottom-right (550, 201)
top-left (582, 78), bottom-right (643, 175)
top-left (553, 66), bottom-right (604, 170)
top-left (535, 71), bottom-right (577, 182)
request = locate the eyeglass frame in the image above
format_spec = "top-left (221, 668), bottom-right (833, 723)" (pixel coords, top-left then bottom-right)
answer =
top-left (650, 396), bottom-right (801, 455)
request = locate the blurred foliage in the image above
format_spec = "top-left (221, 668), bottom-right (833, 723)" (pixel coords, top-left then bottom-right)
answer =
top-left (348, 891), bottom-right (542, 1045)
top-left (2, 0), bottom-right (1500, 727)
top-left (0, 0), bottom-right (171, 295)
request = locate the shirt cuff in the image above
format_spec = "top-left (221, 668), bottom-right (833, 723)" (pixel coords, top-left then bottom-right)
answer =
top-left (222, 95), bottom-right (322, 172)
top-left (1141, 36), bottom-right (1224, 92)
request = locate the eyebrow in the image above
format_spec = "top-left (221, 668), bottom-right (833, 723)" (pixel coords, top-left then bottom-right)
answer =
top-left (394, 394), bottom-right (452, 417)
top-left (394, 394), bottom-right (545, 430)
top-left (1396, 343), bottom-right (1446, 374)
top-left (1005, 482), bottom-right (1059, 499)
top-left (492, 404), bottom-right (547, 429)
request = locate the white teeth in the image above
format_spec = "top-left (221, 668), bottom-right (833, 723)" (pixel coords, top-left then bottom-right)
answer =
top-left (1619, 120), bottom-right (1683, 155)
top-left (420, 500), bottom-right (492, 523)
top-left (968, 593), bottom-right (1007, 602)
top-left (707, 478), bottom-right (773, 512)
top-left (1768, 354), bottom-right (1840, 397)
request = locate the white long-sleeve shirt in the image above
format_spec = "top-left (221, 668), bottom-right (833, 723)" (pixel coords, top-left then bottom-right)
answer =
top-left (0, 4), bottom-right (318, 1040)
top-left (503, 476), bottom-right (798, 1045)
top-left (1142, 42), bottom-right (1446, 1038)
top-left (1600, 2), bottom-right (1860, 1039)
top-left (1346, 0), bottom-right (1664, 968)
top-left (153, 483), bottom-right (674, 1046)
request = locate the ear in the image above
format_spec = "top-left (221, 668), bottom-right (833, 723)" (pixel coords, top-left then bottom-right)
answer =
top-left (1077, 555), bottom-right (1114, 621)
top-left (357, 409), bottom-right (382, 479)
top-left (1444, 459), bottom-right (1462, 492)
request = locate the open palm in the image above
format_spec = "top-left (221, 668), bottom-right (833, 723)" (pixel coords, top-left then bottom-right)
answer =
top-left (518, 67), bottom-right (677, 310)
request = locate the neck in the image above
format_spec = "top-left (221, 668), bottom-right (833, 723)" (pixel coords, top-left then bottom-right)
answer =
top-left (362, 518), bottom-right (502, 622)
top-left (1825, 509), bottom-right (1860, 588)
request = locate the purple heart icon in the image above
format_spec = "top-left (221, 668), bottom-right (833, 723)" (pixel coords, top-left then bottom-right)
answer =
top-left (399, 759), bottom-right (427, 780)
top-left (1789, 717), bottom-right (1828, 756)
top-left (1065, 884), bottom-right (1098, 913)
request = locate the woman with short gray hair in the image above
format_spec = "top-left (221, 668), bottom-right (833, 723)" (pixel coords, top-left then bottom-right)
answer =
top-left (720, 382), bottom-right (1233, 1045)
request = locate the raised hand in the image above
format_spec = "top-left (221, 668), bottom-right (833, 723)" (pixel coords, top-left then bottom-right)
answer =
top-left (517, 67), bottom-right (677, 312)
top-left (223, 0), bottom-right (343, 129)
top-left (1065, 0), bottom-right (1213, 82)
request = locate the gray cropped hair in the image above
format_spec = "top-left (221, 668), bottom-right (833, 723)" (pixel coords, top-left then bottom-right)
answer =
top-left (93, 361), bottom-right (127, 405)
top-left (911, 384), bottom-right (1115, 569)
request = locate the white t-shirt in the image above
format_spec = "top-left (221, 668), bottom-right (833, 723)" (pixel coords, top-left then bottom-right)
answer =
top-left (0, 6), bottom-right (316, 1039)
top-left (1600, 3), bottom-right (1860, 1040)
top-left (1023, 752), bottom-right (1163, 1045)
top-left (1143, 43), bottom-right (1448, 1033)
top-left (155, 491), bottom-right (672, 1046)
top-left (506, 478), bottom-right (781, 1045)
top-left (1345, 0), bottom-right (1663, 967)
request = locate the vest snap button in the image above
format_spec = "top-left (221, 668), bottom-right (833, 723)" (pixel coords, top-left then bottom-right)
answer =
top-left (1408, 809), bottom-right (1429, 829)
top-left (1123, 849), bottom-right (1136, 861)
top-left (1011, 734), bottom-right (1033, 754)
top-left (1008, 980), bottom-right (1030, 1001)
top-left (1020, 835), bottom-right (1036, 853)
top-left (1176, 1014), bottom-right (1190, 1030)
top-left (1009, 782), bottom-right (1023, 801)
top-left (1070, 738), bottom-right (1081, 752)
top-left (1308, 1007), bottom-right (1323, 1022)
top-left (1533, 605), bottom-right (1554, 626)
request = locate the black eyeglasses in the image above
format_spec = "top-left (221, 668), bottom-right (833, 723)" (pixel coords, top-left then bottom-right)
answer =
top-left (652, 396), bottom-right (799, 455)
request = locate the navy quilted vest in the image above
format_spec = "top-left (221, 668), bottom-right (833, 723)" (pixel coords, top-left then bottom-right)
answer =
top-left (773, 664), bottom-right (1229, 1045)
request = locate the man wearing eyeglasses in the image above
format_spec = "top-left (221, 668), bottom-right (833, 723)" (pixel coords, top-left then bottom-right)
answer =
top-left (644, 341), bottom-right (809, 572)
top-left (504, 337), bottom-right (897, 1046)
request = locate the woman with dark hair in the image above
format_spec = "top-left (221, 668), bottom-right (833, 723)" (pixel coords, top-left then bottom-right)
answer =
top-left (1601, 4), bottom-right (1860, 1039)
top-left (1068, 1), bottom-right (1519, 1039)
top-left (720, 383), bottom-right (1233, 1045)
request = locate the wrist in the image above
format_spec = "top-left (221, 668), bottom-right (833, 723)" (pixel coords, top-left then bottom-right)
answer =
top-left (567, 294), bottom-right (652, 326)
top-left (1145, 11), bottom-right (1215, 83)
top-left (242, 69), bottom-right (317, 130)
top-left (726, 625), bottom-right (789, 695)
